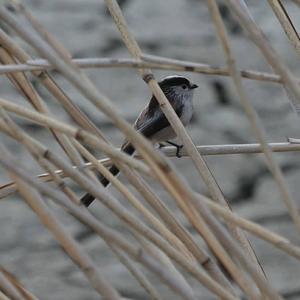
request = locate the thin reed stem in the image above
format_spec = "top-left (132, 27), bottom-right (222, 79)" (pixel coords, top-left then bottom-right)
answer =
top-left (0, 147), bottom-right (239, 300)
top-left (1, 140), bottom-right (300, 199)
top-left (72, 139), bottom-right (195, 262)
top-left (0, 267), bottom-right (38, 300)
top-left (267, 0), bottom-right (300, 56)
top-left (0, 271), bottom-right (24, 300)
top-left (216, 0), bottom-right (300, 233)
top-left (197, 194), bottom-right (300, 261)
top-left (1, 157), bottom-right (121, 299)
top-left (0, 109), bottom-right (235, 298)
top-left (0, 2), bottom-right (299, 299)
top-left (225, 0), bottom-right (300, 114)
top-left (0, 28), bottom-right (107, 142)
top-left (0, 31), bottom-right (89, 173)
top-left (0, 56), bottom-right (298, 84)
top-left (0, 97), bottom-right (150, 175)
top-left (103, 7), bottom-right (263, 290)
top-left (110, 246), bottom-right (163, 300)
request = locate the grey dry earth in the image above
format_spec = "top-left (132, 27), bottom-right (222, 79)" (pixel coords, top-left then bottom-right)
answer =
top-left (1, 0), bottom-right (300, 299)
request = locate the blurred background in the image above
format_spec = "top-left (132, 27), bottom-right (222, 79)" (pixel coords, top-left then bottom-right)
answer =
top-left (1, 0), bottom-right (300, 299)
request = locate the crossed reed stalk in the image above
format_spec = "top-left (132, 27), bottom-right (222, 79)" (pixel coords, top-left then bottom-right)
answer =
top-left (0, 1), bottom-right (300, 299)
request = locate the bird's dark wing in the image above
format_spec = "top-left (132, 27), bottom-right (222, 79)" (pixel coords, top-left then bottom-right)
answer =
top-left (138, 112), bottom-right (170, 138)
top-left (134, 96), bottom-right (157, 130)
top-left (135, 96), bottom-right (183, 138)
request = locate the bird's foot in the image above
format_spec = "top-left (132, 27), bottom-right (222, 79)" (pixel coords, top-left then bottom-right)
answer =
top-left (166, 141), bottom-right (184, 158)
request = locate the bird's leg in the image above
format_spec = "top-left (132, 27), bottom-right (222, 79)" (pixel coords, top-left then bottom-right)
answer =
top-left (166, 141), bottom-right (183, 158)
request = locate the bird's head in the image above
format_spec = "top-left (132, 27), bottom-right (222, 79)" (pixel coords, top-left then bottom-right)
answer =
top-left (158, 75), bottom-right (198, 101)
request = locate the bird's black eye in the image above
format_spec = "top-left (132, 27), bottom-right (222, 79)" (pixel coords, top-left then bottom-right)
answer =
top-left (182, 84), bottom-right (187, 89)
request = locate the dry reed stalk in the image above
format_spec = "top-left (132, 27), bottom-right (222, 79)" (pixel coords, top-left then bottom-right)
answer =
top-left (0, 113), bottom-right (82, 206)
top-left (0, 4), bottom-right (278, 298)
top-left (74, 134), bottom-right (236, 294)
top-left (141, 53), bottom-right (291, 84)
top-left (0, 56), bottom-right (296, 84)
top-left (2, 140), bottom-right (300, 200)
top-left (0, 109), bottom-right (237, 298)
top-left (0, 1), bottom-right (298, 299)
top-left (0, 98), bottom-right (150, 175)
top-left (0, 28), bottom-right (107, 143)
top-left (0, 117), bottom-right (121, 299)
top-left (37, 158), bottom-right (83, 205)
top-left (167, 196), bottom-right (261, 299)
top-left (127, 158), bottom-right (261, 296)
top-left (267, 0), bottom-right (300, 56)
top-left (0, 268), bottom-right (38, 300)
top-left (104, 0), bottom-right (228, 210)
top-left (1, 112), bottom-right (190, 299)
top-left (0, 6), bottom-right (174, 198)
top-left (132, 233), bottom-right (196, 299)
top-left (197, 194), bottom-right (300, 261)
top-left (151, 168), bottom-right (282, 300)
top-left (225, 0), bottom-right (300, 113)
top-left (0, 51), bottom-right (92, 190)
top-left (0, 22), bottom-right (178, 237)
top-left (207, 0), bottom-right (300, 238)
top-left (31, 165), bottom-right (164, 298)
top-left (0, 116), bottom-right (182, 300)
top-left (104, 1), bottom-right (269, 295)
top-left (1, 115), bottom-right (299, 265)
top-left (188, 192), bottom-right (284, 300)
top-left (17, 4), bottom-right (72, 62)
top-left (0, 3), bottom-right (221, 265)
top-left (103, 0), bottom-right (267, 277)
top-left (0, 29), bottom-right (103, 191)
top-left (0, 154), bottom-right (121, 299)
top-left (0, 149), bottom-right (240, 300)
top-left (0, 291), bottom-right (10, 300)
top-left (110, 246), bottom-right (163, 300)
top-left (0, 34), bottom-right (90, 173)
top-left (37, 138), bottom-right (241, 297)
top-left (206, 1), bottom-right (270, 277)
top-left (3, 119), bottom-right (299, 267)
top-left (90, 150), bottom-right (235, 292)
top-left (72, 139), bottom-right (196, 262)
top-left (0, 271), bottom-right (25, 300)
top-left (207, 0), bottom-right (300, 299)
top-left (9, 177), bottom-right (121, 300)
top-left (0, 49), bottom-right (42, 110)
top-left (0, 38), bottom-right (232, 300)
top-left (0, 14), bottom-right (276, 288)
top-left (109, 166), bottom-right (236, 292)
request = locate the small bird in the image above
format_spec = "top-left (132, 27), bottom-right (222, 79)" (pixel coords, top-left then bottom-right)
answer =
top-left (81, 75), bottom-right (198, 207)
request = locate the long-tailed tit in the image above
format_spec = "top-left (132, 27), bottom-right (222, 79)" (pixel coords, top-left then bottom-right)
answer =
top-left (81, 75), bottom-right (198, 206)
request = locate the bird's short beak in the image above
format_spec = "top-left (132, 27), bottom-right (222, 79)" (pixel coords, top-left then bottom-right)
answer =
top-left (190, 83), bottom-right (198, 89)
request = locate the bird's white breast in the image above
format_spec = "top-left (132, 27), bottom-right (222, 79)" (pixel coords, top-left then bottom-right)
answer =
top-left (152, 97), bottom-right (193, 142)
top-left (180, 99), bottom-right (193, 126)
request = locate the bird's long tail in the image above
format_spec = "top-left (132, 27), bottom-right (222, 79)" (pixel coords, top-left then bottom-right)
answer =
top-left (80, 142), bottom-right (135, 207)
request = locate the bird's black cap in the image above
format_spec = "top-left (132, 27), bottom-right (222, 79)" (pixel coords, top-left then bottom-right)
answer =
top-left (159, 75), bottom-right (198, 89)
top-left (159, 75), bottom-right (190, 87)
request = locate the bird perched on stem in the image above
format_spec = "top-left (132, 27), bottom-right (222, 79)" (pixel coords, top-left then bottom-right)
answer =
top-left (81, 75), bottom-right (198, 207)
